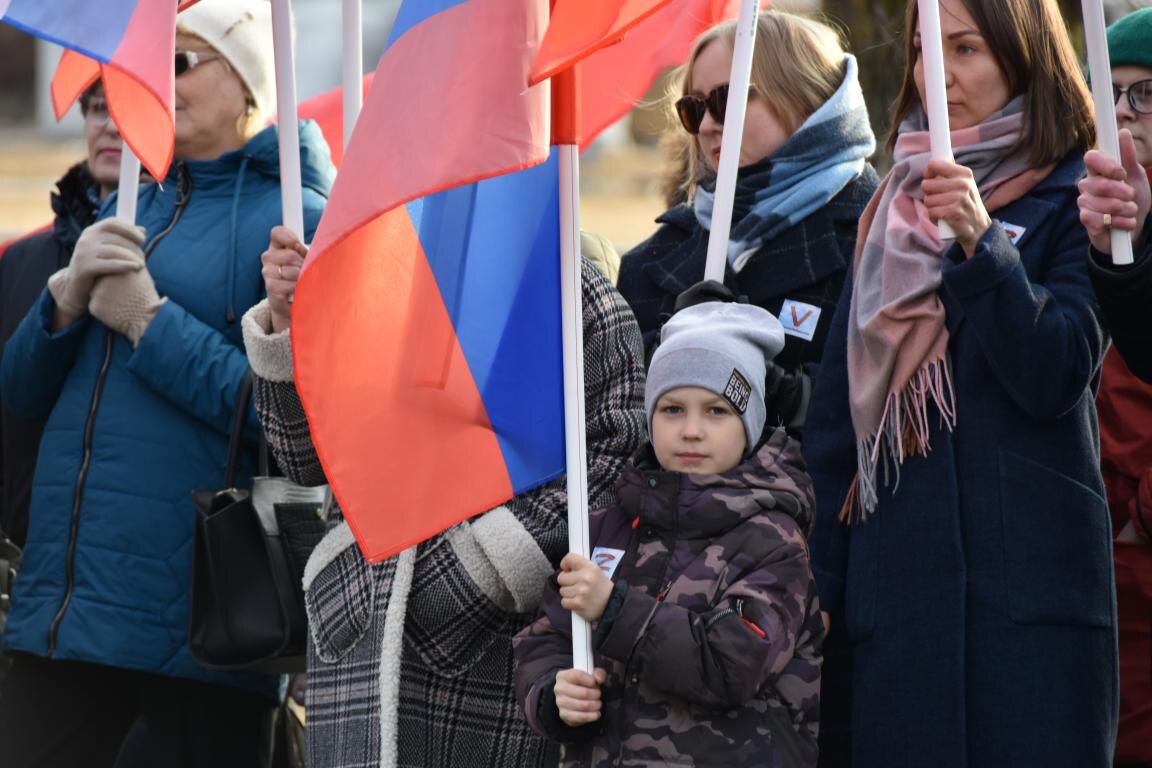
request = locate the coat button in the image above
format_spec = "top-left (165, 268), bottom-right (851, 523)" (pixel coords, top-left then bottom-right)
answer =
top-left (647, 478), bottom-right (657, 487)
top-left (642, 527), bottom-right (656, 539)
top-left (630, 674), bottom-right (639, 684)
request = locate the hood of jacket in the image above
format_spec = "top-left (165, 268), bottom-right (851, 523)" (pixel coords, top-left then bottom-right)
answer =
top-left (616, 427), bottom-right (815, 540)
top-left (50, 162), bottom-right (101, 249)
top-left (166, 119), bottom-right (335, 197)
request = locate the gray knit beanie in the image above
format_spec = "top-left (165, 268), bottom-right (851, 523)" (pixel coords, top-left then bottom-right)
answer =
top-left (645, 301), bottom-right (786, 455)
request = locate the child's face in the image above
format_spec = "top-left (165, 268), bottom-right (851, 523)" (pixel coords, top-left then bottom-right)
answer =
top-left (651, 387), bottom-right (746, 475)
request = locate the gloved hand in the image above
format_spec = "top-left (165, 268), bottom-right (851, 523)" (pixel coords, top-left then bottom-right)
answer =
top-left (673, 279), bottom-right (746, 313)
top-left (89, 265), bottom-right (165, 347)
top-left (763, 361), bottom-right (811, 435)
top-left (47, 218), bottom-right (146, 317)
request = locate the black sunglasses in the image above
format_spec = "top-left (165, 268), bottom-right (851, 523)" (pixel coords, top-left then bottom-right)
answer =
top-left (175, 50), bottom-right (221, 77)
top-left (675, 84), bottom-right (732, 135)
top-left (1113, 79), bottom-right (1152, 115)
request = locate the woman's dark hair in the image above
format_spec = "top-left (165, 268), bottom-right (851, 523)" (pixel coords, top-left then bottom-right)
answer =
top-left (887, 0), bottom-right (1095, 166)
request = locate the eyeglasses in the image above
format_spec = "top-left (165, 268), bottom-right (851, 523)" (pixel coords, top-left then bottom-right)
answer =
top-left (1113, 79), bottom-right (1152, 115)
top-left (175, 50), bottom-right (221, 77)
top-left (675, 84), bottom-right (755, 135)
top-left (82, 98), bottom-right (111, 127)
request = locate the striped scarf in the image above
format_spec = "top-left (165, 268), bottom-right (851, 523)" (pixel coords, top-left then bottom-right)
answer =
top-left (693, 54), bottom-right (875, 273)
top-left (845, 98), bottom-right (1052, 516)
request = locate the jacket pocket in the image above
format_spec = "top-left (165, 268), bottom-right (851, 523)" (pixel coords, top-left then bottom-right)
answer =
top-left (404, 537), bottom-right (511, 678)
top-left (304, 526), bottom-right (386, 664)
top-left (1000, 449), bottom-right (1113, 628)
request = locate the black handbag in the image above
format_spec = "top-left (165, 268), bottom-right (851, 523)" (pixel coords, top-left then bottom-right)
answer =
top-left (189, 373), bottom-right (328, 674)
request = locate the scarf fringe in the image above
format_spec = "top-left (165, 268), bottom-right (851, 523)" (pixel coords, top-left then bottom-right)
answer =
top-left (842, 357), bottom-right (956, 523)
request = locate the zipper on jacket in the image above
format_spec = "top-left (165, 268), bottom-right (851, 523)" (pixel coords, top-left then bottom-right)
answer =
top-left (47, 168), bottom-right (191, 655)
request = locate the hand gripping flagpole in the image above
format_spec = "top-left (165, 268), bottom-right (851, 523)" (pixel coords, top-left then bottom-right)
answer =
top-left (271, 0), bottom-right (305, 240)
top-left (702, 0), bottom-right (759, 282)
top-left (1082, 0), bottom-right (1135, 265)
top-left (554, 64), bottom-right (594, 675)
top-left (115, 145), bottom-right (141, 224)
top-left (917, 0), bottom-right (956, 241)
top-left (342, 0), bottom-right (363, 147)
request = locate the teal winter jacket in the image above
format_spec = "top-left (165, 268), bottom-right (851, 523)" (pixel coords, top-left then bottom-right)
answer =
top-left (0, 122), bottom-right (333, 694)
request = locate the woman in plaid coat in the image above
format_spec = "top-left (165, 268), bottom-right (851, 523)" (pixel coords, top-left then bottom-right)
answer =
top-left (243, 229), bottom-right (647, 768)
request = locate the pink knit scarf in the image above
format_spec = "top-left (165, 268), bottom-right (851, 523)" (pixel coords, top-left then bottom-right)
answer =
top-left (844, 102), bottom-right (1052, 518)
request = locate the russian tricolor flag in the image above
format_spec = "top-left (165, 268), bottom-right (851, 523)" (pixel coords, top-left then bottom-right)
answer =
top-left (2, 0), bottom-right (186, 180)
top-left (291, 0), bottom-right (556, 562)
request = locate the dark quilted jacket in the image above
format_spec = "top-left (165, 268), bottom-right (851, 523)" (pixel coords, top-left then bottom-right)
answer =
top-left (514, 428), bottom-right (824, 768)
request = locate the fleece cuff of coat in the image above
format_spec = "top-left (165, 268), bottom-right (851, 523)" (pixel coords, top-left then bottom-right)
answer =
top-left (242, 299), bottom-right (294, 383)
top-left (446, 506), bottom-right (553, 614)
top-left (596, 585), bottom-right (661, 663)
top-left (940, 223), bottom-right (1021, 300)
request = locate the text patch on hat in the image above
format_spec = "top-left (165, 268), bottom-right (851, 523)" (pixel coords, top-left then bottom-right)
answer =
top-left (591, 547), bottom-right (626, 580)
top-left (723, 369), bottom-right (751, 414)
top-left (780, 299), bottom-right (821, 341)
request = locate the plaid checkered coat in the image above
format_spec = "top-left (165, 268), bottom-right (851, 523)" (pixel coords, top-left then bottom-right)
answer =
top-left (243, 260), bottom-right (647, 768)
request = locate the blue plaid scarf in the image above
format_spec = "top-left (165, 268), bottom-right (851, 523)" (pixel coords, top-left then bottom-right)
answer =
top-left (694, 54), bottom-right (875, 272)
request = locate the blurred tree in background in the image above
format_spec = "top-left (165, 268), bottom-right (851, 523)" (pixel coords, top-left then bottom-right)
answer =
top-left (820, 0), bottom-right (1090, 170)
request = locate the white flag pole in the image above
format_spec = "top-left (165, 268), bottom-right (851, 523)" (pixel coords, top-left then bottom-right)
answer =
top-left (115, 143), bottom-right (141, 224)
top-left (702, 0), bottom-right (760, 283)
top-left (554, 65), bottom-right (593, 675)
top-left (917, 0), bottom-right (956, 241)
top-left (341, 0), bottom-right (363, 147)
top-left (1082, 0), bottom-right (1135, 265)
top-left (271, 0), bottom-right (305, 240)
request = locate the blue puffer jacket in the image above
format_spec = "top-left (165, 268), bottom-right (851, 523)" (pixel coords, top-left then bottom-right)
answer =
top-left (0, 122), bottom-right (334, 695)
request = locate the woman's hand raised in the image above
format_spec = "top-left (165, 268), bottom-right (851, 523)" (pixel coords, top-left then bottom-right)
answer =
top-left (262, 225), bottom-right (308, 333)
top-left (1077, 130), bottom-right (1150, 256)
top-left (922, 157), bottom-right (994, 257)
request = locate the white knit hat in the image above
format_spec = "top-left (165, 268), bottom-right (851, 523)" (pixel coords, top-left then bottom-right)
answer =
top-left (178, 0), bottom-right (276, 119)
top-left (646, 302), bottom-right (786, 455)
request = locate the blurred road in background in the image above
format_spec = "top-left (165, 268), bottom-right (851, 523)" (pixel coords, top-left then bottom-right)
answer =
top-left (0, 129), bottom-right (667, 257)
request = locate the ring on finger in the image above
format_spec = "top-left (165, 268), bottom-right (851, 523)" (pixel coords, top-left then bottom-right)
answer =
top-left (1103, 213), bottom-right (1112, 229)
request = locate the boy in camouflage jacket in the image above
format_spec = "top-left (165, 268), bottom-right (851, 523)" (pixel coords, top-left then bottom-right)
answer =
top-left (514, 302), bottom-right (824, 768)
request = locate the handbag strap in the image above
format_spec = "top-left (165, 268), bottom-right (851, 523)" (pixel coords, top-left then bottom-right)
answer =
top-left (224, 371), bottom-right (255, 489)
top-left (223, 371), bottom-right (274, 489)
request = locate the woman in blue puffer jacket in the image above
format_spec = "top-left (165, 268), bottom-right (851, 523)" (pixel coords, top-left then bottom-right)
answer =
top-left (0, 1), bottom-right (333, 765)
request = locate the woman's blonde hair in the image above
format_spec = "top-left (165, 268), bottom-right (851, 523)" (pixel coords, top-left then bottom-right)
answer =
top-left (671, 11), bottom-right (848, 200)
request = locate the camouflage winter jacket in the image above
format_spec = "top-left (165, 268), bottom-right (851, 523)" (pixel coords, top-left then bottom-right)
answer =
top-left (514, 428), bottom-right (824, 767)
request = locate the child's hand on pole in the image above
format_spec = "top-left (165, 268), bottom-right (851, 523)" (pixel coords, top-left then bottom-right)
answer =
top-left (555, 667), bottom-right (608, 726)
top-left (558, 552), bottom-right (613, 622)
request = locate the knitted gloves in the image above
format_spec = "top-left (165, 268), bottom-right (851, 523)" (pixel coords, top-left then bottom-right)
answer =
top-left (47, 218), bottom-right (147, 317)
top-left (89, 264), bottom-right (165, 347)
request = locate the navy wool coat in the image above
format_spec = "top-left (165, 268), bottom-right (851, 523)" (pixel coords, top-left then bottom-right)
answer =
top-left (617, 167), bottom-right (880, 372)
top-left (805, 152), bottom-right (1117, 768)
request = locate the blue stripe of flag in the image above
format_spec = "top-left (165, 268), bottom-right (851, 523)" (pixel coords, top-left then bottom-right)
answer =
top-left (385, 0), bottom-right (470, 50)
top-left (1, 0), bottom-right (135, 63)
top-left (407, 154), bottom-right (564, 492)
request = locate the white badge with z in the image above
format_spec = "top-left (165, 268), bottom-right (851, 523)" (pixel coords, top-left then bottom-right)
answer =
top-left (591, 546), bottom-right (626, 580)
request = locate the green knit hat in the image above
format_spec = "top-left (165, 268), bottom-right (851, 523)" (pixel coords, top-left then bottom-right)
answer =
top-left (1108, 7), bottom-right (1152, 71)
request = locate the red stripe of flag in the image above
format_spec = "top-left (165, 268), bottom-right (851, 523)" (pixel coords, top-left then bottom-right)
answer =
top-left (46, 0), bottom-right (178, 180)
top-left (291, 0), bottom-right (553, 561)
